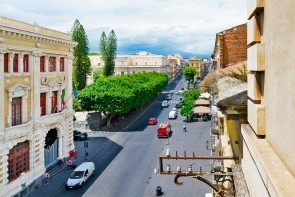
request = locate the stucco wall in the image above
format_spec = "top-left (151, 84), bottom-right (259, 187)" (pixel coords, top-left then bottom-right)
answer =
top-left (264, 1), bottom-right (295, 175)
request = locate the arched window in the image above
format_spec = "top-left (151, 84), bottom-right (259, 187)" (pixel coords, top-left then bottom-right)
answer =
top-left (8, 141), bottom-right (30, 182)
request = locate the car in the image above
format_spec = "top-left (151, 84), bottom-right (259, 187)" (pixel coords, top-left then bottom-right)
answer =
top-left (175, 102), bottom-right (182, 108)
top-left (176, 90), bottom-right (183, 95)
top-left (162, 100), bottom-right (169, 107)
top-left (73, 130), bottom-right (88, 141)
top-left (165, 94), bottom-right (172, 100)
top-left (66, 162), bottom-right (95, 189)
top-left (181, 87), bottom-right (185, 90)
top-left (172, 107), bottom-right (178, 114)
top-left (168, 110), bottom-right (177, 119)
top-left (148, 117), bottom-right (157, 125)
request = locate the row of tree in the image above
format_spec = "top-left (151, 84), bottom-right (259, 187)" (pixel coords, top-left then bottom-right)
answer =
top-left (78, 72), bottom-right (168, 121)
top-left (71, 19), bottom-right (117, 90)
top-left (180, 88), bottom-right (200, 118)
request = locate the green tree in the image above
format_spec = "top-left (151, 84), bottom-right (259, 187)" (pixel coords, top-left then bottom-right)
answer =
top-left (100, 30), bottom-right (117, 77)
top-left (183, 66), bottom-right (196, 88)
top-left (78, 72), bottom-right (168, 126)
top-left (180, 88), bottom-right (200, 119)
top-left (93, 70), bottom-right (103, 82)
top-left (72, 19), bottom-right (91, 90)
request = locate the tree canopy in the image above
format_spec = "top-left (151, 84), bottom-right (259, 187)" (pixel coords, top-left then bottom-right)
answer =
top-left (180, 88), bottom-right (200, 117)
top-left (99, 30), bottom-right (117, 77)
top-left (183, 66), bottom-right (196, 88)
top-left (72, 19), bottom-right (91, 90)
top-left (78, 72), bottom-right (168, 115)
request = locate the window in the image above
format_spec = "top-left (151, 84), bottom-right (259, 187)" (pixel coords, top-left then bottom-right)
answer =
top-left (8, 141), bottom-right (30, 182)
top-left (145, 62), bottom-right (147, 65)
top-left (23, 54), bottom-right (29, 72)
top-left (11, 97), bottom-right (22, 126)
top-left (60, 57), bottom-right (65, 72)
top-left (51, 91), bottom-right (58, 113)
top-left (13, 54), bottom-right (18, 72)
top-left (49, 57), bottom-right (56, 72)
top-left (40, 56), bottom-right (45, 72)
top-left (40, 93), bottom-right (46, 116)
top-left (4, 53), bottom-right (9, 72)
top-left (121, 71), bottom-right (124, 75)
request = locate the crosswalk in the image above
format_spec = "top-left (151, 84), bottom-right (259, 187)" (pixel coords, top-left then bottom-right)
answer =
top-left (156, 100), bottom-right (179, 104)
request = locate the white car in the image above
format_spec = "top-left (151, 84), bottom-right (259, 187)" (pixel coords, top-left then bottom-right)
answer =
top-left (168, 110), bottom-right (177, 119)
top-left (66, 162), bottom-right (95, 189)
top-left (172, 108), bottom-right (178, 114)
top-left (166, 94), bottom-right (172, 100)
top-left (162, 100), bottom-right (169, 107)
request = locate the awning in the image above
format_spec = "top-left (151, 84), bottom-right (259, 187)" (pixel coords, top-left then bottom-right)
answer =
top-left (192, 106), bottom-right (211, 114)
top-left (194, 99), bottom-right (210, 106)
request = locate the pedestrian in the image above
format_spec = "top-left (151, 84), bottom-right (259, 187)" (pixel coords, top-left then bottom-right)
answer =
top-left (183, 125), bottom-right (187, 132)
top-left (43, 172), bottom-right (50, 185)
top-left (66, 158), bottom-right (73, 170)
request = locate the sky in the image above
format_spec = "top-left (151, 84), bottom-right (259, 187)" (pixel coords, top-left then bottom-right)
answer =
top-left (1, 0), bottom-right (247, 58)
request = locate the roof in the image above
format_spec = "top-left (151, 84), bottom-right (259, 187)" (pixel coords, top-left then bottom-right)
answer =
top-left (194, 99), bottom-right (210, 106)
top-left (192, 106), bottom-right (211, 114)
top-left (74, 162), bottom-right (94, 171)
top-left (159, 122), bottom-right (170, 128)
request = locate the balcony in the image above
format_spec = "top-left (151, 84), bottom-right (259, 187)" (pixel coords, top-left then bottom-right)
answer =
top-left (247, 73), bottom-right (262, 101)
top-left (40, 110), bottom-right (67, 126)
top-left (247, 16), bottom-right (261, 46)
top-left (247, 0), bottom-right (264, 19)
top-left (247, 44), bottom-right (265, 71)
top-left (247, 100), bottom-right (265, 135)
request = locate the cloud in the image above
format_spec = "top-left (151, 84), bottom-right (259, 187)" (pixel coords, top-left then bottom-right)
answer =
top-left (0, 0), bottom-right (247, 57)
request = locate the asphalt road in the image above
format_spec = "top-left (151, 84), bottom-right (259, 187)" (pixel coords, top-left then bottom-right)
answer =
top-left (30, 76), bottom-right (211, 197)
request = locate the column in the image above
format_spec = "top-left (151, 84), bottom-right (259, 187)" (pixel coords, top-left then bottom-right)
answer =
top-left (9, 52), bottom-right (14, 73)
top-left (45, 56), bottom-right (49, 72)
top-left (19, 53), bottom-right (24, 73)
top-left (56, 56), bottom-right (60, 72)
top-left (66, 55), bottom-right (73, 108)
top-left (0, 49), bottom-right (6, 131)
top-left (32, 51), bottom-right (42, 119)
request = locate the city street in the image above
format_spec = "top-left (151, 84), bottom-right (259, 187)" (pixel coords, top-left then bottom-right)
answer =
top-left (29, 77), bottom-right (212, 197)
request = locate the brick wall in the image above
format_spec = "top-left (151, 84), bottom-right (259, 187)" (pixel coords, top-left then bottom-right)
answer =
top-left (219, 24), bottom-right (247, 68)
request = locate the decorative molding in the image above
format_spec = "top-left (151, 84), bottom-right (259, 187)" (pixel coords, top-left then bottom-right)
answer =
top-left (7, 83), bottom-right (30, 98)
top-left (0, 37), bottom-right (4, 42)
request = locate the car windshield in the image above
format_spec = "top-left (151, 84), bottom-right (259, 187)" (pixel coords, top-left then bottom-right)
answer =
top-left (70, 171), bottom-right (84, 179)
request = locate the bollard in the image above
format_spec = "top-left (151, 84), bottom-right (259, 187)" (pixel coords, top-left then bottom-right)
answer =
top-left (156, 186), bottom-right (163, 196)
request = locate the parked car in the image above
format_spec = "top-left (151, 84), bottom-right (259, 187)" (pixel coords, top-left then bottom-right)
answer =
top-left (65, 162), bottom-right (95, 189)
top-left (175, 102), bottom-right (182, 109)
top-left (176, 90), bottom-right (183, 95)
top-left (165, 94), bottom-right (172, 100)
top-left (73, 130), bottom-right (88, 141)
top-left (148, 117), bottom-right (157, 125)
top-left (168, 111), bottom-right (177, 119)
top-left (172, 108), bottom-right (178, 114)
top-left (162, 100), bottom-right (169, 107)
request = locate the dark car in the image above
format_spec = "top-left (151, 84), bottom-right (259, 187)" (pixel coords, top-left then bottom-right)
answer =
top-left (165, 94), bottom-right (172, 100)
top-left (73, 130), bottom-right (88, 141)
top-left (175, 102), bottom-right (182, 108)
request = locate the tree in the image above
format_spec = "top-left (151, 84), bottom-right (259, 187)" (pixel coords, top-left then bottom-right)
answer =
top-left (183, 66), bottom-right (196, 88)
top-left (100, 30), bottom-right (117, 77)
top-left (78, 72), bottom-right (168, 126)
top-left (71, 19), bottom-right (91, 90)
top-left (180, 89), bottom-right (200, 120)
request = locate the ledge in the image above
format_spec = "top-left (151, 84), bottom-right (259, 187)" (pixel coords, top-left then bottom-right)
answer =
top-left (241, 124), bottom-right (295, 196)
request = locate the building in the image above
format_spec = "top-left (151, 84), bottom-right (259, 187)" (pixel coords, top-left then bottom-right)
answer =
top-left (88, 51), bottom-right (180, 83)
top-left (241, 0), bottom-right (295, 196)
top-left (212, 23), bottom-right (247, 70)
top-left (188, 57), bottom-right (203, 79)
top-left (0, 16), bottom-right (76, 196)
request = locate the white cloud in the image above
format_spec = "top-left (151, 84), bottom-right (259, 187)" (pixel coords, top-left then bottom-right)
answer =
top-left (0, 0), bottom-right (247, 56)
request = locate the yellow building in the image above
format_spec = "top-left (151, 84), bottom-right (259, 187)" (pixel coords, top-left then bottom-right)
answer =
top-left (0, 16), bottom-right (76, 196)
top-left (188, 57), bottom-right (202, 79)
top-left (241, 0), bottom-right (295, 196)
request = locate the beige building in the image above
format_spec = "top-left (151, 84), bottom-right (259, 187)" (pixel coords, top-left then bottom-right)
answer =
top-left (242, 0), bottom-right (295, 196)
top-left (188, 57), bottom-right (202, 79)
top-left (0, 16), bottom-right (76, 196)
top-left (88, 51), bottom-right (183, 83)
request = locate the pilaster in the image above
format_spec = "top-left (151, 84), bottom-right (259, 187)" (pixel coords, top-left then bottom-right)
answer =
top-left (0, 49), bottom-right (5, 131)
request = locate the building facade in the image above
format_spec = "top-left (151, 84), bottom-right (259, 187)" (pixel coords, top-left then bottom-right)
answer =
top-left (188, 57), bottom-right (203, 79)
top-left (88, 51), bottom-right (183, 84)
top-left (242, 0), bottom-right (295, 196)
top-left (0, 16), bottom-right (76, 196)
top-left (212, 23), bottom-right (247, 70)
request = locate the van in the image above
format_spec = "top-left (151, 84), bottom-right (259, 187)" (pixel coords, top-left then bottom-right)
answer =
top-left (157, 122), bottom-right (171, 138)
top-left (66, 162), bottom-right (95, 189)
top-left (168, 111), bottom-right (177, 119)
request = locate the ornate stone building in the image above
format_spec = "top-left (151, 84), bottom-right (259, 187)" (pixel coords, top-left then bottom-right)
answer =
top-left (0, 16), bottom-right (76, 196)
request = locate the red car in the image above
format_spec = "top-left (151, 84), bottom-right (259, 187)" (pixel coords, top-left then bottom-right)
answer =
top-left (148, 117), bottom-right (157, 125)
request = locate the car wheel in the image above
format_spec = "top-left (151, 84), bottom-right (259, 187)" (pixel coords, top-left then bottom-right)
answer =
top-left (80, 182), bottom-right (84, 187)
top-left (92, 170), bottom-right (95, 175)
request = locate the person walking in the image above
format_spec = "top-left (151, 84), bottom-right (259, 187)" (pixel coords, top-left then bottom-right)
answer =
top-left (43, 172), bottom-right (50, 185)
top-left (183, 125), bottom-right (187, 132)
top-left (66, 158), bottom-right (73, 170)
